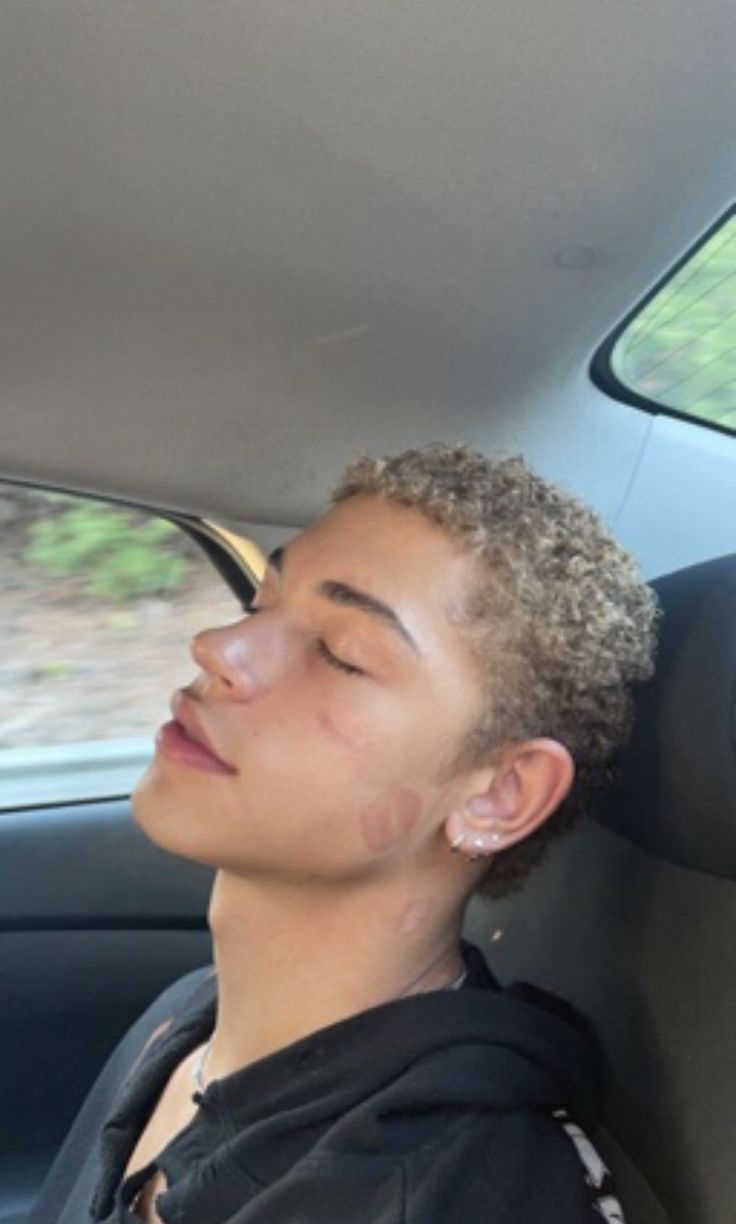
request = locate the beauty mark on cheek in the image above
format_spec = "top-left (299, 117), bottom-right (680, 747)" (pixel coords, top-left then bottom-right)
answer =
top-left (358, 788), bottom-right (422, 855)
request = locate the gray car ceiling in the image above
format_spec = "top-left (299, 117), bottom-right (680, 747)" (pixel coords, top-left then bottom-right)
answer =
top-left (1, 1), bottom-right (735, 525)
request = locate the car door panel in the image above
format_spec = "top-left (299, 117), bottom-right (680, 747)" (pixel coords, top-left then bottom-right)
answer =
top-left (0, 798), bottom-right (213, 1221)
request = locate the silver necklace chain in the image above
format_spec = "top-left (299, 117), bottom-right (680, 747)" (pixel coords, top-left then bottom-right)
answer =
top-left (192, 965), bottom-right (468, 1097)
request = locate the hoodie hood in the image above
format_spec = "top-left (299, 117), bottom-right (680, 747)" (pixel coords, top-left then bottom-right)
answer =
top-left (205, 941), bottom-right (602, 1139)
top-left (72, 940), bottom-right (607, 1224)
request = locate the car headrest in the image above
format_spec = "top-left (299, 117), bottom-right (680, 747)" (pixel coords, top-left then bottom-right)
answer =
top-left (592, 551), bottom-right (736, 879)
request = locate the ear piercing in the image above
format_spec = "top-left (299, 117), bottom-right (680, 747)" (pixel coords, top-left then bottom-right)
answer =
top-left (449, 830), bottom-right (504, 858)
top-left (469, 836), bottom-right (489, 861)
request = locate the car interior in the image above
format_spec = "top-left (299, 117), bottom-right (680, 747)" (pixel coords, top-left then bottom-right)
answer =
top-left (0, 4), bottom-right (734, 1223)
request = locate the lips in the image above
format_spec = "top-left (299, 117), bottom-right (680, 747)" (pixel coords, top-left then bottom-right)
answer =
top-left (162, 690), bottom-right (237, 774)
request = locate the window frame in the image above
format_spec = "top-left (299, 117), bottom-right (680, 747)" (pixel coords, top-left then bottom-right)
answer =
top-left (590, 204), bottom-right (736, 439)
top-left (0, 476), bottom-right (260, 605)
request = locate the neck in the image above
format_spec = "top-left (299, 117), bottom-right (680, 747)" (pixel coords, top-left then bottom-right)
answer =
top-left (201, 869), bottom-right (467, 1085)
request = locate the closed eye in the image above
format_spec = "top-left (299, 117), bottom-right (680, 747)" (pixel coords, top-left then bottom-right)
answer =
top-left (244, 602), bottom-right (364, 676)
top-left (317, 639), bottom-right (365, 677)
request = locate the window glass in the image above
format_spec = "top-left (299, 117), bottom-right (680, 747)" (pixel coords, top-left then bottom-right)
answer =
top-left (607, 212), bottom-right (736, 434)
top-left (1, 485), bottom-right (250, 809)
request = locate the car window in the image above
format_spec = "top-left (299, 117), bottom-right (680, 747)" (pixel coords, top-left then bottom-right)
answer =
top-left (595, 209), bottom-right (736, 435)
top-left (0, 484), bottom-right (251, 811)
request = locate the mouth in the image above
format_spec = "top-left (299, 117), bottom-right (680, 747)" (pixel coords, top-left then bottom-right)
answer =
top-left (155, 691), bottom-right (238, 776)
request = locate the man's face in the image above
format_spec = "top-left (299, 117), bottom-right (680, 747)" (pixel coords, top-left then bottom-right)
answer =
top-left (133, 495), bottom-right (486, 885)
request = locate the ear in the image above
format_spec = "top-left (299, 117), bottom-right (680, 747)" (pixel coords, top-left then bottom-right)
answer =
top-left (444, 739), bottom-right (575, 860)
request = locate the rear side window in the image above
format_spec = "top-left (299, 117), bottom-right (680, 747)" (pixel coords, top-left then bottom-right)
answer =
top-left (593, 209), bottom-right (736, 436)
top-left (1, 485), bottom-right (251, 810)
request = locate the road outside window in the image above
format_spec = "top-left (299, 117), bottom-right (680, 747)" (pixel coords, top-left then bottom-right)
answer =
top-left (1, 485), bottom-right (244, 810)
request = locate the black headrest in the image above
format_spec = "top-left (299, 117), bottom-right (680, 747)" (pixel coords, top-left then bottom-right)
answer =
top-left (592, 551), bottom-right (736, 878)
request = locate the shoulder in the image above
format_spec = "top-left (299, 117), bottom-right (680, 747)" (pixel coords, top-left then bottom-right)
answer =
top-left (552, 1108), bottom-right (626, 1222)
top-left (403, 1107), bottom-right (625, 1223)
top-left (26, 965), bottom-right (216, 1223)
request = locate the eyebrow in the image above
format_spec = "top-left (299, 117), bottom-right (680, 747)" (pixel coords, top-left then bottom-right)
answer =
top-left (266, 546), bottom-right (420, 655)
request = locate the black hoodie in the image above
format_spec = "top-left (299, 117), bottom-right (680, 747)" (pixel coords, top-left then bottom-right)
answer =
top-left (28, 942), bottom-right (622, 1223)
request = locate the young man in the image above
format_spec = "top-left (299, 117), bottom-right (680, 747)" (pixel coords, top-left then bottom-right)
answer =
top-left (30, 445), bottom-right (658, 1224)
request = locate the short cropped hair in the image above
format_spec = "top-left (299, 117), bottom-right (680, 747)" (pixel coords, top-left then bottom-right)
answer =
top-left (332, 444), bottom-right (660, 899)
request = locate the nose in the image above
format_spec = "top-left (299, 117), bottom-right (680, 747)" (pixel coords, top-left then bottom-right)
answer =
top-left (189, 618), bottom-right (262, 699)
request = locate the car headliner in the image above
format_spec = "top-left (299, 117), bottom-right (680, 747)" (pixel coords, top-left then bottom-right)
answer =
top-left (0, 1), bottom-right (734, 528)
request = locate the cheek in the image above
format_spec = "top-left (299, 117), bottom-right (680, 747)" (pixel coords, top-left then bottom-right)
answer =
top-left (315, 706), bottom-right (375, 754)
top-left (358, 787), bottom-right (423, 855)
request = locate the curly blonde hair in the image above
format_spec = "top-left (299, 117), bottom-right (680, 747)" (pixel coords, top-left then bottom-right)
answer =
top-left (332, 444), bottom-right (660, 899)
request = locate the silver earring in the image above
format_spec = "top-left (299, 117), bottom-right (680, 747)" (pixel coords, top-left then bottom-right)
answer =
top-left (450, 832), bottom-right (466, 853)
top-left (489, 831), bottom-right (503, 845)
top-left (469, 836), bottom-right (490, 861)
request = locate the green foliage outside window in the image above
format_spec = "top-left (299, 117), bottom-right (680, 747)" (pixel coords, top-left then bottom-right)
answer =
top-left (611, 214), bottom-right (736, 433)
top-left (24, 502), bottom-right (191, 602)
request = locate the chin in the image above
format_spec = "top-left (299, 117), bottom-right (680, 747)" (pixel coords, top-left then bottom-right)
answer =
top-left (131, 756), bottom-right (170, 826)
top-left (131, 768), bottom-right (178, 847)
top-left (130, 763), bottom-right (215, 865)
